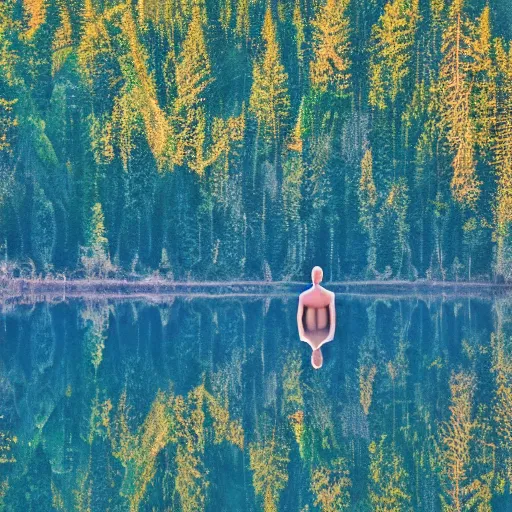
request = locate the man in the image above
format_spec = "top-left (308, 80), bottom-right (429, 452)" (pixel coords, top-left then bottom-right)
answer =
top-left (297, 266), bottom-right (336, 369)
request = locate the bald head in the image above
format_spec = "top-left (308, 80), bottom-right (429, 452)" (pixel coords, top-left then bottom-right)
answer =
top-left (311, 348), bottom-right (323, 369)
top-left (311, 266), bottom-right (323, 285)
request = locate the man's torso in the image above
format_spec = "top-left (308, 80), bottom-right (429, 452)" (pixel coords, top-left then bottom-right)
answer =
top-left (300, 286), bottom-right (333, 308)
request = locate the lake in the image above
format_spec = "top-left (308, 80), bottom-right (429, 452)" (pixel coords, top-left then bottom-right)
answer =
top-left (1, 293), bottom-right (512, 511)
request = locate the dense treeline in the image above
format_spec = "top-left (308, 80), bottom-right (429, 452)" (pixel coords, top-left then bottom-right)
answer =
top-left (0, 0), bottom-right (511, 281)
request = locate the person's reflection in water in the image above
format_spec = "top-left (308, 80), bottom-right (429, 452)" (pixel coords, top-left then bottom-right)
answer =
top-left (297, 266), bottom-right (336, 369)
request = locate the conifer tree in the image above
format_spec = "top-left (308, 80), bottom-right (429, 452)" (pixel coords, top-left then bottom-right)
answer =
top-left (469, 6), bottom-right (496, 155)
top-left (309, 0), bottom-right (351, 98)
top-left (119, 6), bottom-right (172, 171)
top-left (293, 0), bottom-right (305, 83)
top-left (438, 371), bottom-right (480, 511)
top-left (249, 431), bottom-right (290, 512)
top-left (52, 5), bottom-right (73, 75)
top-left (235, 0), bottom-right (249, 41)
top-left (369, 435), bottom-right (411, 511)
top-left (249, 7), bottom-right (290, 145)
top-left (368, 0), bottom-right (419, 109)
top-left (438, 0), bottom-right (481, 209)
top-left (31, 187), bottom-right (56, 271)
top-left (358, 148), bottom-right (377, 275)
top-left (173, 5), bottom-right (213, 174)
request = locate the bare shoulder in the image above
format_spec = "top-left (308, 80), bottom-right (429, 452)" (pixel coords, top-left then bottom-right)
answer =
top-left (299, 289), bottom-right (311, 299)
top-left (328, 290), bottom-right (335, 301)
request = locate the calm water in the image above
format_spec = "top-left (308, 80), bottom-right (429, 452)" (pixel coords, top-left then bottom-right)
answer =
top-left (1, 294), bottom-right (512, 511)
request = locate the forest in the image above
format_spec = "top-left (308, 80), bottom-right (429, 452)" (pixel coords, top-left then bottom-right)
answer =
top-left (0, 0), bottom-right (512, 281)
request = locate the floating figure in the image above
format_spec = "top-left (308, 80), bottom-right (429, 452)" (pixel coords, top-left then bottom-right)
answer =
top-left (297, 266), bottom-right (336, 369)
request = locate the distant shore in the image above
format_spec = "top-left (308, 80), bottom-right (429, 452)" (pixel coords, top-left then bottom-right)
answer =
top-left (1, 277), bottom-right (511, 301)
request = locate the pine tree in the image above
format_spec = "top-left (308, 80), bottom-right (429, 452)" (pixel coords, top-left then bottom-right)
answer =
top-left (88, 202), bottom-right (108, 253)
top-left (31, 186), bottom-right (56, 271)
top-left (119, 6), bottom-right (172, 171)
top-left (469, 6), bottom-right (496, 155)
top-left (358, 148), bottom-right (378, 275)
top-left (369, 435), bottom-right (411, 511)
top-left (438, 371), bottom-right (480, 511)
top-left (438, 0), bottom-right (481, 209)
top-left (369, 0), bottom-right (419, 108)
top-left (52, 5), bottom-right (73, 75)
top-left (249, 7), bottom-right (290, 145)
top-left (293, 0), bottom-right (305, 83)
top-left (81, 202), bottom-right (113, 277)
top-left (249, 431), bottom-right (290, 512)
top-left (235, 0), bottom-right (249, 41)
top-left (310, 458), bottom-right (351, 511)
top-left (309, 0), bottom-right (351, 98)
top-left (173, 5), bottom-right (213, 174)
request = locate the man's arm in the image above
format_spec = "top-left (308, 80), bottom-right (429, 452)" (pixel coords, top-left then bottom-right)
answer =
top-left (297, 296), bottom-right (308, 342)
top-left (325, 292), bottom-right (336, 342)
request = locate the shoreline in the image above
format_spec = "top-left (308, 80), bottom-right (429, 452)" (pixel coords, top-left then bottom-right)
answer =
top-left (1, 277), bottom-right (511, 301)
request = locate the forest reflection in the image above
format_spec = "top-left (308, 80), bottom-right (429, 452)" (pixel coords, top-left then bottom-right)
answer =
top-left (1, 294), bottom-right (512, 511)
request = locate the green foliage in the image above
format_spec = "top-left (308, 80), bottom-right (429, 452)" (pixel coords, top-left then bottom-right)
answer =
top-left (81, 202), bottom-right (114, 278)
top-left (30, 186), bottom-right (56, 271)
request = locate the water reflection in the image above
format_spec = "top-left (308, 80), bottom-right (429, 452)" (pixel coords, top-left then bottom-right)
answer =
top-left (0, 295), bottom-right (511, 511)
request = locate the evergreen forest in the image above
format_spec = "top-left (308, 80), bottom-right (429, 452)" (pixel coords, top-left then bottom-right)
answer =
top-left (1, 0), bottom-right (512, 281)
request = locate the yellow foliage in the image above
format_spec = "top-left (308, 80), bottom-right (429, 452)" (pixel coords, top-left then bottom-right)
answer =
top-left (249, 431), bottom-right (290, 512)
top-left (470, 7), bottom-right (496, 152)
top-left (287, 100), bottom-right (304, 153)
top-left (137, 0), bottom-right (193, 38)
top-left (23, 0), bottom-right (46, 39)
top-left (359, 149), bottom-right (377, 228)
top-left (52, 6), bottom-right (73, 75)
top-left (369, 0), bottom-right (420, 108)
top-left (249, 8), bottom-right (290, 144)
top-left (438, 0), bottom-right (481, 209)
top-left (81, 302), bottom-right (110, 370)
top-left (108, 382), bottom-right (244, 510)
top-left (311, 458), bottom-right (351, 511)
top-left (51, 481), bottom-right (66, 511)
top-left (89, 114), bottom-right (115, 165)
top-left (235, 0), bottom-right (249, 40)
top-left (449, 106), bottom-right (481, 208)
top-left (359, 364), bottom-right (377, 415)
top-left (77, 9), bottom-right (114, 89)
top-left (491, 332), bottom-right (512, 484)
top-left (439, 371), bottom-right (480, 511)
top-left (369, 435), bottom-right (411, 511)
top-left (174, 444), bottom-right (209, 512)
top-left (119, 7), bottom-right (173, 171)
top-left (283, 354), bottom-right (304, 408)
top-left (309, 0), bottom-right (351, 97)
top-left (0, 98), bottom-right (17, 155)
top-left (0, 432), bottom-right (17, 464)
top-left (293, 0), bottom-right (305, 66)
top-left (112, 390), bottom-right (173, 511)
